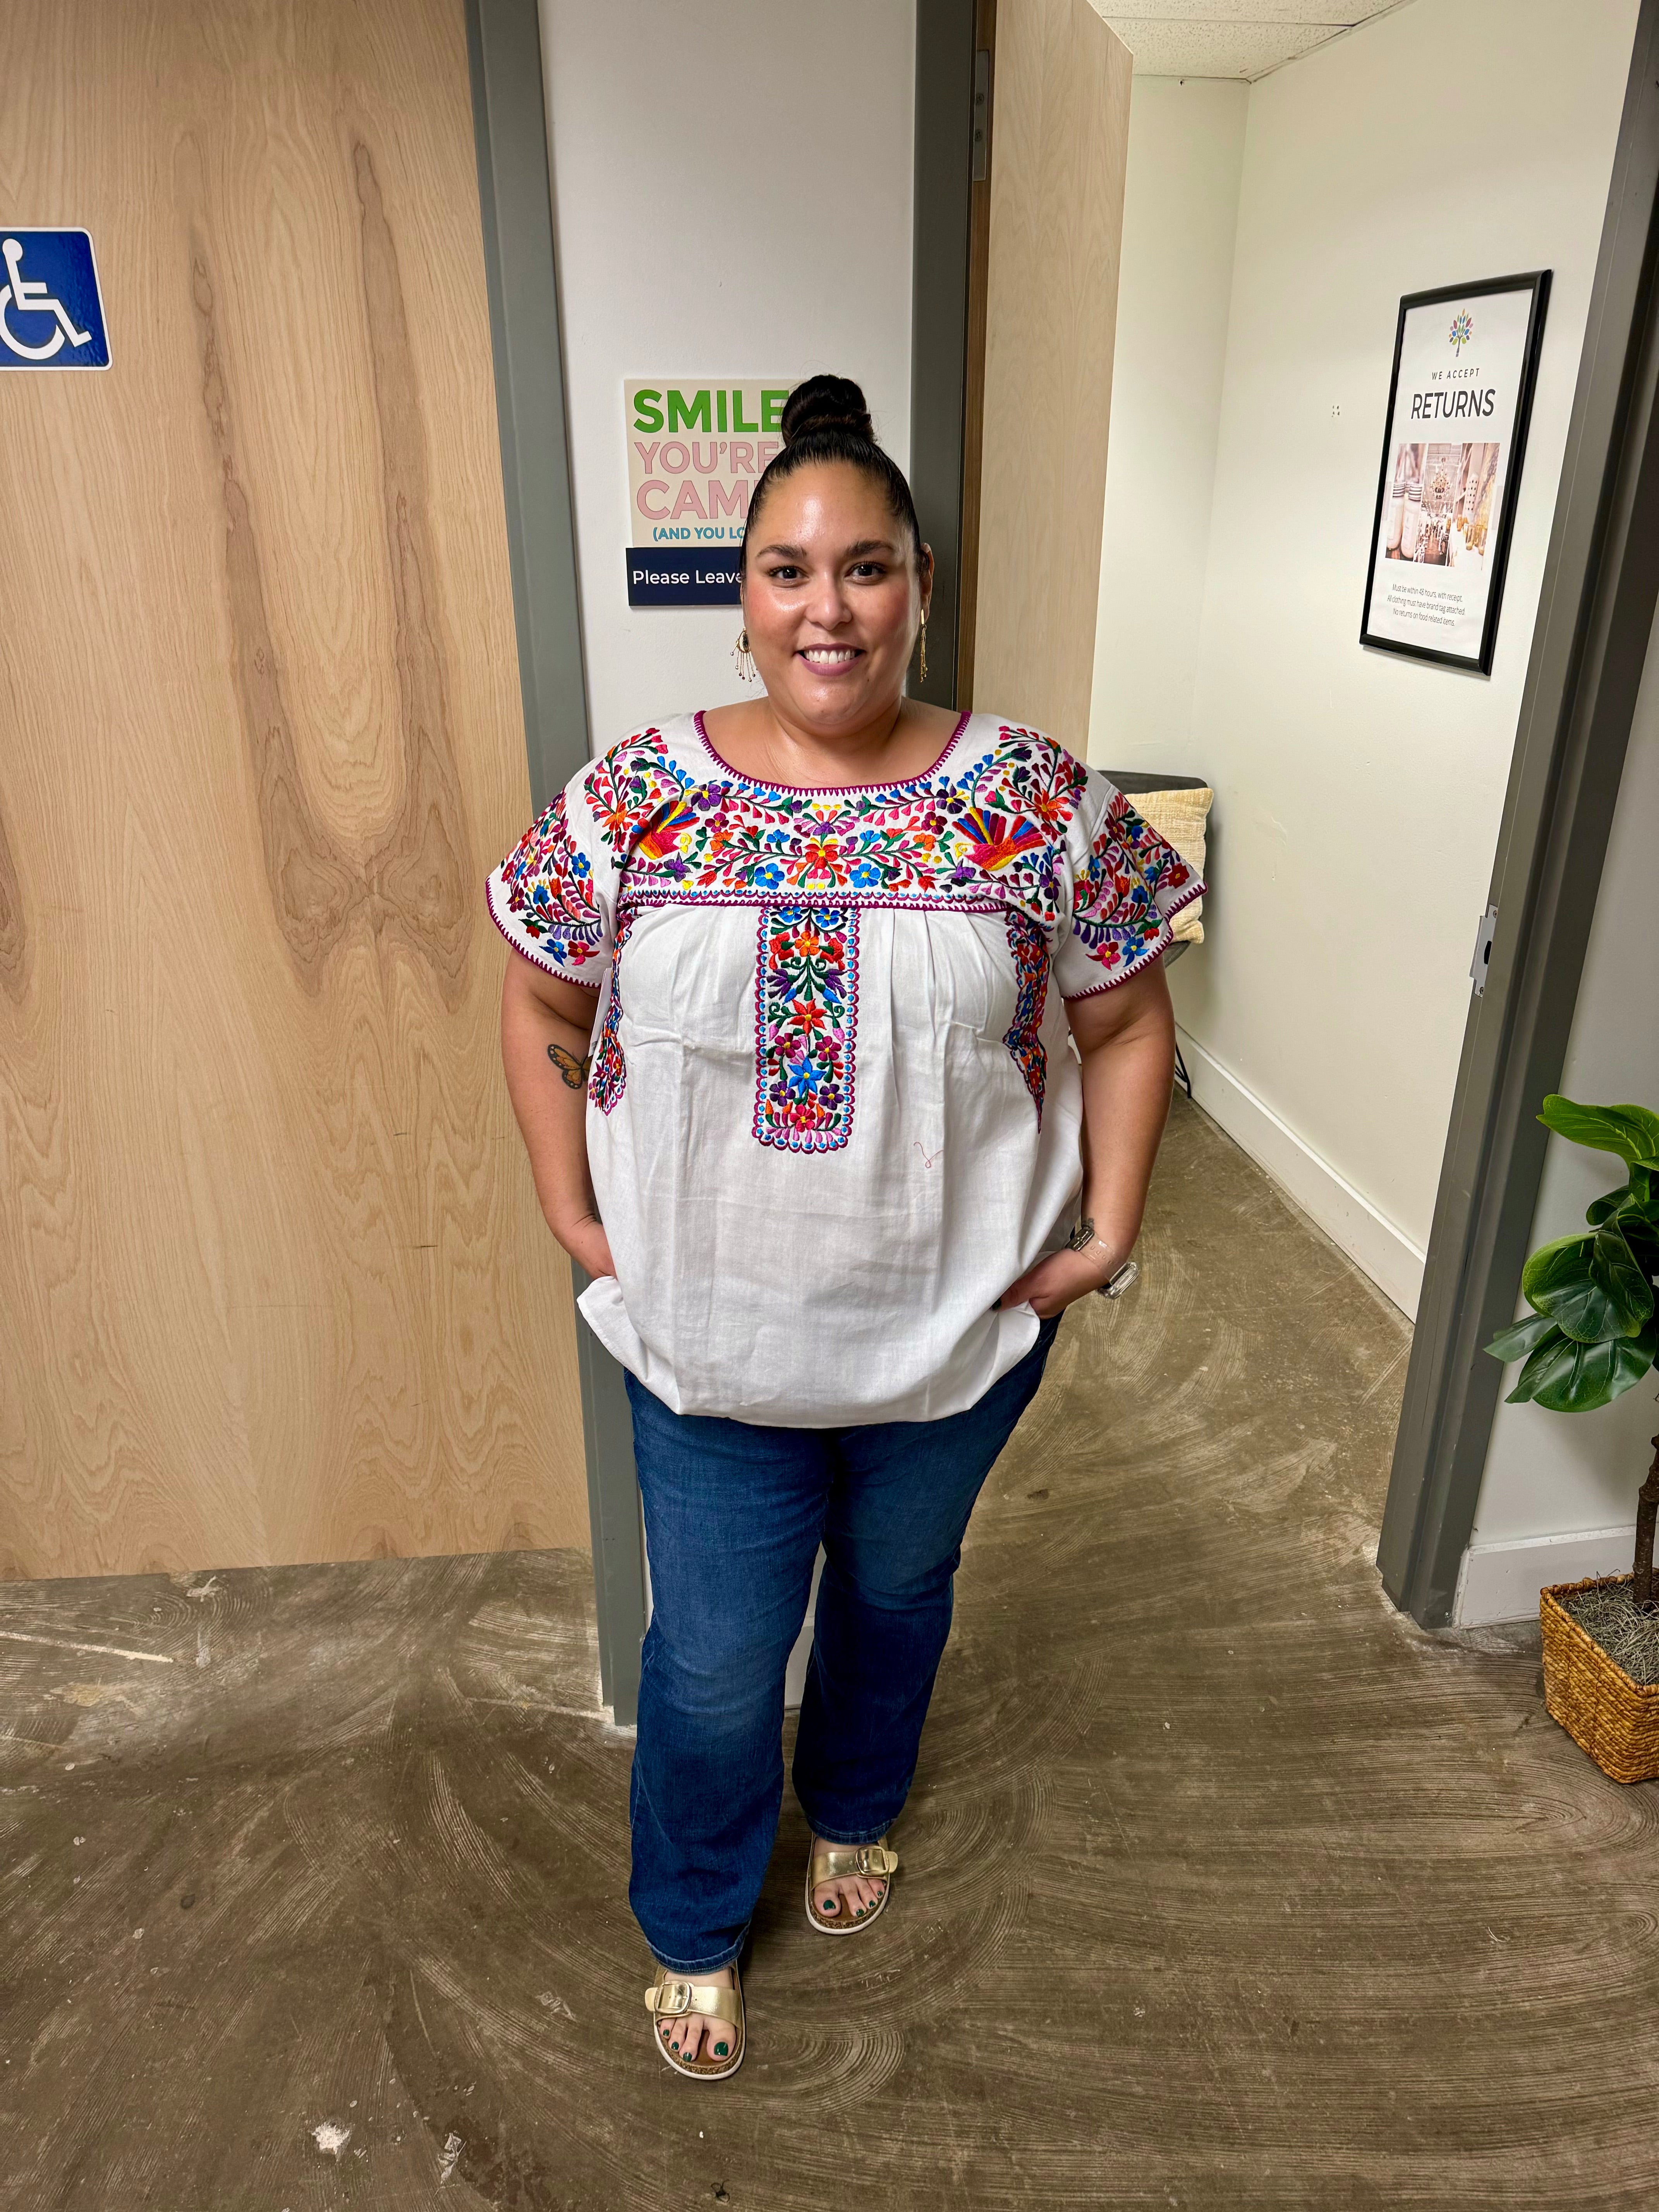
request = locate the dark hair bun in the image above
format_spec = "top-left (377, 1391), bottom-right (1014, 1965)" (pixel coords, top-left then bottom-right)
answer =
top-left (781, 373), bottom-right (876, 447)
top-left (741, 371), bottom-right (920, 571)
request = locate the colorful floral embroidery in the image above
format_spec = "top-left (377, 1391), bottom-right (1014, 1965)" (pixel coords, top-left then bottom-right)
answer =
top-left (1066, 792), bottom-right (1198, 990)
top-left (496, 792), bottom-right (606, 970)
top-left (491, 721), bottom-right (1206, 1163)
top-left (1003, 911), bottom-right (1050, 1122)
top-left (589, 908), bottom-right (636, 1115)
top-left (608, 719), bottom-right (1085, 923)
top-left (1104, 789), bottom-right (1194, 906)
top-left (585, 729), bottom-right (692, 855)
top-left (754, 907), bottom-right (857, 1152)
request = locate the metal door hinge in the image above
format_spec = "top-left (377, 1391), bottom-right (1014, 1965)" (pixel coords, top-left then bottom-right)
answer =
top-left (972, 50), bottom-right (991, 180)
top-left (1470, 905), bottom-right (1497, 994)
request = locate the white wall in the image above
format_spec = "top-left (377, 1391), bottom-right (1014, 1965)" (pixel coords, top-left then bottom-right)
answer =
top-left (539, 0), bottom-right (915, 752)
top-left (1092, 0), bottom-right (1638, 1317)
top-left (1090, 76), bottom-right (1247, 772)
top-left (1454, 611), bottom-right (1659, 1622)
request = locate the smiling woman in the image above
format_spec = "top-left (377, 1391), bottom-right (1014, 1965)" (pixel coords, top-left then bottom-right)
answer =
top-left (486, 374), bottom-right (1202, 2081)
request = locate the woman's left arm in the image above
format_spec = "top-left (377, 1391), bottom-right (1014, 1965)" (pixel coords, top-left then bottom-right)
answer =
top-left (999, 959), bottom-right (1176, 1318)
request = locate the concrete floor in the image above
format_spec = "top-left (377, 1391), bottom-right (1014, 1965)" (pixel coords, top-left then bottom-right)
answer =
top-left (4, 1092), bottom-right (1656, 2210)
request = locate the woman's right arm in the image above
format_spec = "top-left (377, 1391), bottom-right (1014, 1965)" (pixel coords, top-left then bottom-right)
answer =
top-left (500, 949), bottom-right (615, 1279)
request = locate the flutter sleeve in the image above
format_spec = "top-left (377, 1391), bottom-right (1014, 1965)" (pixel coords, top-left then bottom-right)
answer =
top-left (485, 766), bottom-right (617, 988)
top-left (1053, 773), bottom-right (1206, 1000)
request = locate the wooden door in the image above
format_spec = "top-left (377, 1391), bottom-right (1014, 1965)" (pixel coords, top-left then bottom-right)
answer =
top-left (0, 0), bottom-right (587, 1576)
top-left (965, 0), bottom-right (1132, 747)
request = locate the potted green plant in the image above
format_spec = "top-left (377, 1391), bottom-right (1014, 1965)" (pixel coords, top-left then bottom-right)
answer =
top-left (1486, 1094), bottom-right (1659, 1783)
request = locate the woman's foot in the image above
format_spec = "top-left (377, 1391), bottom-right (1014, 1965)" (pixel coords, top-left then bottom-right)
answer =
top-left (809, 1832), bottom-right (890, 1924)
top-left (656, 1965), bottom-right (738, 2067)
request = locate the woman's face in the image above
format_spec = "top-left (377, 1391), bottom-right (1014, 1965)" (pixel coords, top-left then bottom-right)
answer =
top-left (742, 461), bottom-right (930, 731)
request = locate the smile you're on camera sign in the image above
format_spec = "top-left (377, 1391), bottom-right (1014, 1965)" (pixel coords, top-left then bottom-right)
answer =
top-left (625, 378), bottom-right (792, 606)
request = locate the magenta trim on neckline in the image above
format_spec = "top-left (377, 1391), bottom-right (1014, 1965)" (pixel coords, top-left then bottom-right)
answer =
top-left (692, 708), bottom-right (971, 795)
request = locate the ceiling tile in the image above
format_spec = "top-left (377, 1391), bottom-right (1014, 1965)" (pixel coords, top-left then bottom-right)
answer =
top-left (1101, 0), bottom-right (1398, 19)
top-left (1100, 17), bottom-right (1336, 76)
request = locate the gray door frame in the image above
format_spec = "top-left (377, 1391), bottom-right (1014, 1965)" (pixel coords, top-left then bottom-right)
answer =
top-left (464, 0), bottom-right (982, 1714)
top-left (465, 0), bottom-right (645, 1720)
top-left (911, 0), bottom-right (979, 710)
top-left (1378, 0), bottom-right (1659, 1624)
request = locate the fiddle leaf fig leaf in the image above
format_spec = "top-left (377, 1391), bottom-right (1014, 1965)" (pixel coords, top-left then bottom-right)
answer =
top-left (1539, 1095), bottom-right (1659, 1167)
top-left (1485, 1310), bottom-right (1560, 1364)
top-left (1522, 1233), bottom-right (1628, 1344)
top-left (1504, 1324), bottom-right (1568, 1401)
top-left (1590, 1219), bottom-right (1655, 1333)
top-left (1587, 1182), bottom-right (1634, 1226)
top-left (1510, 1321), bottom-right (1658, 1413)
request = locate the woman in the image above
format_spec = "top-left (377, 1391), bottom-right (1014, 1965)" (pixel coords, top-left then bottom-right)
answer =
top-left (489, 376), bottom-right (1199, 2080)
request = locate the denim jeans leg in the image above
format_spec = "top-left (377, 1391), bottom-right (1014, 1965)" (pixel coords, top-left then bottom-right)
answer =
top-left (625, 1373), bottom-right (832, 1970)
top-left (792, 1319), bottom-right (1059, 1844)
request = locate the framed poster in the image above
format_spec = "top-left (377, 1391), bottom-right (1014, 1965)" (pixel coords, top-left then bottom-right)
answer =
top-left (1360, 271), bottom-right (1551, 673)
top-left (624, 378), bottom-right (795, 605)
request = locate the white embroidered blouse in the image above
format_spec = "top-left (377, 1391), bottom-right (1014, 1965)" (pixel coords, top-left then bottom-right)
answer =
top-left (486, 710), bottom-right (1201, 1427)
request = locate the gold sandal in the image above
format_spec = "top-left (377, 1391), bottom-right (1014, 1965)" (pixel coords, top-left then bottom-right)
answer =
top-left (643, 1960), bottom-right (745, 2081)
top-left (805, 1839), bottom-right (898, 1936)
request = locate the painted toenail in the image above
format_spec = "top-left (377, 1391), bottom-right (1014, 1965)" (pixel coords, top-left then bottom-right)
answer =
top-left (714, 2041), bottom-right (729, 2057)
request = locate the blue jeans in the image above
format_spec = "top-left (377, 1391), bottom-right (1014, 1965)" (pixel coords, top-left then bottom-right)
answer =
top-left (625, 1318), bottom-right (1059, 1971)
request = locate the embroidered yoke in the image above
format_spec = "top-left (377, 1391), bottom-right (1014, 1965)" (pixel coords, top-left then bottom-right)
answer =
top-left (486, 711), bottom-right (1201, 1425)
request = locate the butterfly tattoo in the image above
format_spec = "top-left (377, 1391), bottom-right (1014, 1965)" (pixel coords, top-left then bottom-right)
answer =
top-left (548, 1043), bottom-right (592, 1091)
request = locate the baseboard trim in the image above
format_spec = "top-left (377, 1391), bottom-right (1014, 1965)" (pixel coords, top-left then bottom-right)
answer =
top-left (1454, 1525), bottom-right (1637, 1626)
top-left (1175, 1026), bottom-right (1425, 1319)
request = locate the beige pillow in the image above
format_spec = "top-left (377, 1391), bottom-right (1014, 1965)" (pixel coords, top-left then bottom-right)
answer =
top-left (1130, 785), bottom-right (1211, 944)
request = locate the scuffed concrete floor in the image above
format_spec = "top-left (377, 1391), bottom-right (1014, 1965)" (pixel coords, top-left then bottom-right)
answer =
top-left (5, 1092), bottom-right (1658, 2210)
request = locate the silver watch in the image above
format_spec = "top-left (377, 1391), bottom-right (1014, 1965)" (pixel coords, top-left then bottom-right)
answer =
top-left (1066, 1218), bottom-right (1140, 1299)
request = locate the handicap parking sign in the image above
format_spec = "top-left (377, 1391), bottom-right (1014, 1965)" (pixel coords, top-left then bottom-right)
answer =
top-left (0, 230), bottom-right (109, 368)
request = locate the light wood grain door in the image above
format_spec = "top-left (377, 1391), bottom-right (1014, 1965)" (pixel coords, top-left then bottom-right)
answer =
top-left (968, 0), bottom-right (1132, 749)
top-left (0, 0), bottom-right (587, 1577)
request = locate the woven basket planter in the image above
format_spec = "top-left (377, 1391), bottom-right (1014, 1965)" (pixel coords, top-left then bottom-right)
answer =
top-left (1540, 1575), bottom-right (1659, 1784)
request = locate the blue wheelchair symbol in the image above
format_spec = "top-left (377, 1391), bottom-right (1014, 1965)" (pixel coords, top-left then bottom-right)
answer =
top-left (0, 231), bottom-right (109, 368)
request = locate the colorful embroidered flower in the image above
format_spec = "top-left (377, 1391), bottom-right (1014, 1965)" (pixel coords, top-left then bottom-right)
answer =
top-left (796, 833), bottom-right (844, 874)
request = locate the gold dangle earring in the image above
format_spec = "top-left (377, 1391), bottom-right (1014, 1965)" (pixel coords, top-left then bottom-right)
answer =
top-left (733, 626), bottom-right (756, 684)
top-left (917, 613), bottom-right (929, 685)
